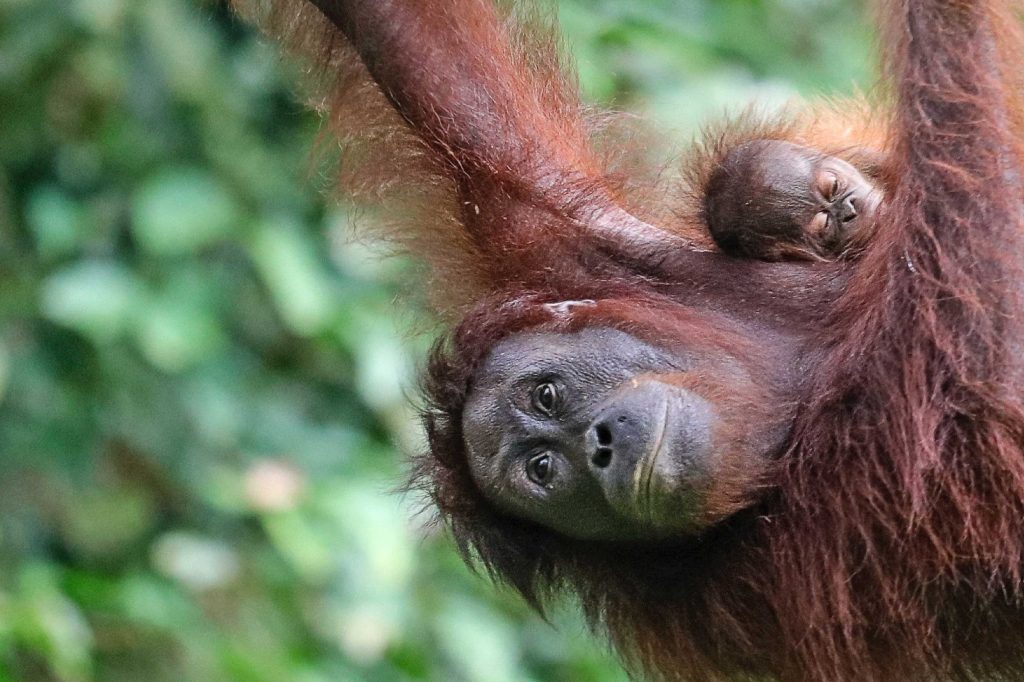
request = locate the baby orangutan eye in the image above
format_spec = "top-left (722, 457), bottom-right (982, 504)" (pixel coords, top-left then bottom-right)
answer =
top-left (808, 211), bottom-right (831, 236)
top-left (531, 382), bottom-right (558, 415)
top-left (818, 171), bottom-right (840, 198)
top-left (526, 453), bottom-right (554, 486)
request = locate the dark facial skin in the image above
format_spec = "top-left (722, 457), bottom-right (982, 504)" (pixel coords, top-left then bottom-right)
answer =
top-left (463, 326), bottom-right (784, 541)
top-left (704, 140), bottom-right (882, 261)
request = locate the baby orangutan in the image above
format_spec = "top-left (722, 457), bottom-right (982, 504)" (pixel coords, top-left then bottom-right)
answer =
top-left (703, 139), bottom-right (883, 261)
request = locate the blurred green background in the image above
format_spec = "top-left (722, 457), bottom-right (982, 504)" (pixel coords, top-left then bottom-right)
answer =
top-left (0, 1), bottom-right (872, 680)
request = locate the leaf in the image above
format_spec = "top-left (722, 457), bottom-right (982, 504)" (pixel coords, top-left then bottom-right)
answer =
top-left (132, 278), bottom-right (226, 372)
top-left (249, 219), bottom-right (333, 335)
top-left (25, 185), bottom-right (83, 260)
top-left (132, 167), bottom-right (239, 255)
top-left (435, 597), bottom-right (525, 682)
top-left (40, 260), bottom-right (139, 342)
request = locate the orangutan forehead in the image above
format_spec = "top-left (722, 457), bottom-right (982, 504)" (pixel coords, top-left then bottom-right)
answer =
top-left (471, 327), bottom-right (679, 388)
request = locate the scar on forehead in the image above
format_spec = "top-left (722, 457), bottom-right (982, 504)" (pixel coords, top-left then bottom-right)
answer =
top-left (545, 299), bottom-right (597, 317)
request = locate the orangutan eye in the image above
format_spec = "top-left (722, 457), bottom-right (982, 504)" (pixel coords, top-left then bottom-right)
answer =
top-left (526, 453), bottom-right (553, 486)
top-left (808, 211), bottom-right (831, 236)
top-left (818, 171), bottom-right (840, 198)
top-left (531, 382), bottom-right (558, 415)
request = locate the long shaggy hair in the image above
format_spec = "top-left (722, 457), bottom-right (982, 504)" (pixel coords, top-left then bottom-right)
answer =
top-left (233, 1), bottom-right (1024, 680)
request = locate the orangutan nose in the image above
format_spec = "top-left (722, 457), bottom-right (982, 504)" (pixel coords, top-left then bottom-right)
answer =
top-left (838, 195), bottom-right (858, 222)
top-left (589, 422), bottom-right (614, 468)
top-left (585, 388), bottom-right (656, 477)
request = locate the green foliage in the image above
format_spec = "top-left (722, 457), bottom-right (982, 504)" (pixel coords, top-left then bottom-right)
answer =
top-left (0, 0), bottom-right (870, 679)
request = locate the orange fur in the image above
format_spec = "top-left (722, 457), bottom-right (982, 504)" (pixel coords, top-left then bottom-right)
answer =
top-left (233, 1), bottom-right (1024, 680)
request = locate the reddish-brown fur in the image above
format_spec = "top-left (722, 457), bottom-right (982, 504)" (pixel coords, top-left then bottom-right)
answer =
top-left (233, 1), bottom-right (1024, 680)
top-left (689, 110), bottom-right (891, 261)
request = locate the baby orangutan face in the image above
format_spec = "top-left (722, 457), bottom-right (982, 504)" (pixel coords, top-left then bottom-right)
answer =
top-left (704, 140), bottom-right (883, 261)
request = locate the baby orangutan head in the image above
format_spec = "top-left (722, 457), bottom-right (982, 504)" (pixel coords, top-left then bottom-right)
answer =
top-left (704, 139), bottom-right (882, 261)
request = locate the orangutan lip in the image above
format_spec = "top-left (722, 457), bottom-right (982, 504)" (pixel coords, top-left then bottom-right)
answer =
top-left (634, 396), bottom-right (670, 521)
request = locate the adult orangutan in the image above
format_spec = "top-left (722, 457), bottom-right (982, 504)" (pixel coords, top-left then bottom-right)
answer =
top-left (232, 0), bottom-right (1024, 680)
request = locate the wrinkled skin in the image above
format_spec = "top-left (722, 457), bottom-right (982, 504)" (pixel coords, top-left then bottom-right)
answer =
top-left (463, 327), bottom-right (789, 540)
top-left (705, 140), bottom-right (882, 261)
